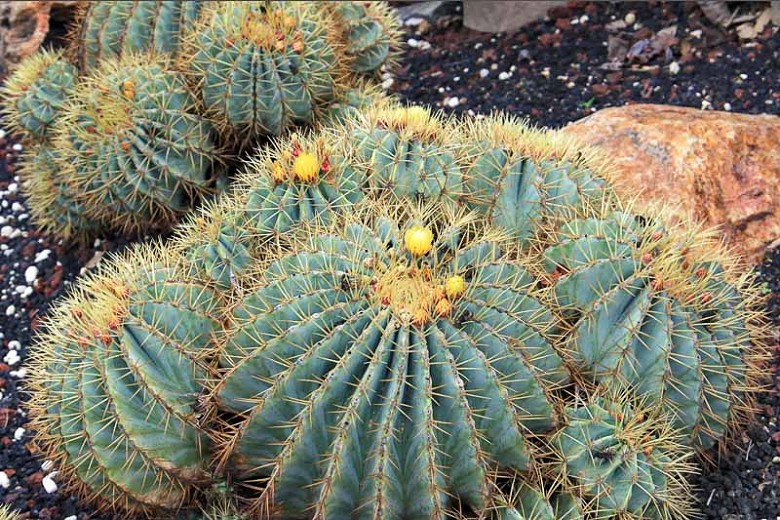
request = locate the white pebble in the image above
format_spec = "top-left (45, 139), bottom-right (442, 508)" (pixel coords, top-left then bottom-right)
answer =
top-left (7, 183), bottom-right (17, 193)
top-left (64, 516), bottom-right (77, 520)
top-left (3, 350), bottom-right (20, 366)
top-left (669, 61), bottom-right (680, 75)
top-left (14, 427), bottom-right (25, 441)
top-left (624, 12), bottom-right (636, 25)
top-left (407, 38), bottom-right (419, 48)
top-left (42, 474), bottom-right (58, 494)
top-left (10, 202), bottom-right (23, 212)
top-left (739, 73), bottom-right (748, 80)
top-left (0, 129), bottom-right (6, 139)
top-left (445, 97), bottom-right (460, 108)
top-left (8, 340), bottom-right (20, 350)
top-left (0, 471), bottom-right (10, 489)
top-left (24, 265), bottom-right (38, 284)
top-left (5, 305), bottom-right (15, 316)
top-left (34, 249), bottom-right (51, 263)
top-left (10, 367), bottom-right (26, 379)
top-left (12, 143), bottom-right (22, 152)
top-left (498, 71), bottom-right (511, 80)
top-left (1, 225), bottom-right (12, 237)
top-left (724, 102), bottom-right (732, 111)
top-left (479, 68), bottom-right (490, 78)
top-left (403, 16), bottom-right (425, 26)
top-left (701, 99), bottom-right (712, 110)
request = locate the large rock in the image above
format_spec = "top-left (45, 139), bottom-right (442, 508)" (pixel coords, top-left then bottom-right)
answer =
top-left (561, 104), bottom-right (780, 264)
top-left (0, 1), bottom-right (77, 76)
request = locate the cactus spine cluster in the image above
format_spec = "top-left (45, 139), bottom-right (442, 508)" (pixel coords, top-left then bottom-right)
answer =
top-left (23, 88), bottom-right (766, 520)
top-left (0, 49), bottom-right (77, 141)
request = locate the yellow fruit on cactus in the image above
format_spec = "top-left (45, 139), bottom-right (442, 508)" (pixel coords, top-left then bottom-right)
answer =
top-left (292, 152), bottom-right (320, 182)
top-left (405, 224), bottom-right (433, 256)
top-left (445, 275), bottom-right (466, 299)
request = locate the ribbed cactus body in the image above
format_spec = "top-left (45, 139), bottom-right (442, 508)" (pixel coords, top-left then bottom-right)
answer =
top-left (28, 247), bottom-right (223, 513)
top-left (553, 398), bottom-right (692, 519)
top-left (54, 55), bottom-right (215, 232)
top-left (216, 205), bottom-right (565, 517)
top-left (183, 2), bottom-right (341, 141)
top-left (73, 1), bottom-right (202, 72)
top-left (354, 107), bottom-right (465, 201)
top-left (0, 50), bottom-right (77, 141)
top-left (325, 1), bottom-right (400, 74)
top-left (21, 144), bottom-right (103, 239)
top-left (543, 212), bottom-right (751, 451)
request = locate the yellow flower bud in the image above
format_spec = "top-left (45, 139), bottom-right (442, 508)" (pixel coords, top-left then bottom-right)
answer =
top-left (292, 152), bottom-right (319, 182)
top-left (445, 275), bottom-right (466, 299)
top-left (404, 225), bottom-right (433, 256)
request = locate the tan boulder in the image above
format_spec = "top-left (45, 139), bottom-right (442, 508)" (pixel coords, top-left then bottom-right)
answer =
top-left (0, 1), bottom-right (77, 76)
top-left (561, 104), bottom-right (780, 264)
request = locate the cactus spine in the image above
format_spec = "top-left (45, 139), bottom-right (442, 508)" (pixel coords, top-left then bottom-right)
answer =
top-left (0, 49), bottom-right (77, 141)
top-left (27, 245), bottom-right (223, 514)
top-left (50, 54), bottom-right (216, 233)
top-left (71, 1), bottom-right (202, 72)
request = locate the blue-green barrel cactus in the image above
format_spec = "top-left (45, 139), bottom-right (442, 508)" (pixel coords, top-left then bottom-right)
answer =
top-left (0, 49), bottom-right (77, 141)
top-left (491, 484), bottom-right (584, 520)
top-left (552, 397), bottom-right (694, 519)
top-left (541, 211), bottom-right (762, 452)
top-left (71, 0), bottom-right (202, 72)
top-left (51, 53), bottom-right (217, 233)
top-left (180, 1), bottom-right (344, 143)
top-left (214, 202), bottom-right (568, 518)
top-left (20, 144), bottom-right (102, 240)
top-left (26, 245), bottom-right (224, 515)
top-left (323, 1), bottom-right (401, 74)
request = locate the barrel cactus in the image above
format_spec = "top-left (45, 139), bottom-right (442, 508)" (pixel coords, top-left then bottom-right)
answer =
top-left (323, 1), bottom-right (401, 74)
top-left (49, 54), bottom-right (217, 233)
top-left (215, 202), bottom-right (567, 517)
top-left (0, 49), bottom-right (77, 141)
top-left (180, 1), bottom-right (344, 144)
top-left (541, 211), bottom-right (764, 451)
top-left (70, 0), bottom-right (202, 72)
top-left (490, 484), bottom-right (584, 520)
top-left (551, 397), bottom-right (694, 519)
top-left (27, 245), bottom-right (223, 514)
top-left (20, 144), bottom-right (101, 239)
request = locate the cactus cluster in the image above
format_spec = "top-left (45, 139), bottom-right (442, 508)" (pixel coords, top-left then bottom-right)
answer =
top-left (2, 1), bottom-right (402, 240)
top-left (25, 104), bottom-right (767, 519)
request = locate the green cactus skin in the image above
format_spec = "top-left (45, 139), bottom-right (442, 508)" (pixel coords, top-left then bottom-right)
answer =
top-left (181, 2), bottom-right (343, 143)
top-left (318, 82), bottom-right (390, 127)
top-left (20, 144), bottom-right (105, 239)
top-left (324, 1), bottom-right (401, 74)
top-left (552, 398), bottom-right (693, 519)
top-left (52, 54), bottom-right (216, 233)
top-left (27, 246), bottom-right (223, 514)
top-left (0, 50), bottom-right (77, 141)
top-left (492, 485), bottom-right (584, 520)
top-left (350, 107), bottom-right (610, 243)
top-left (542, 212), bottom-right (753, 451)
top-left (216, 204), bottom-right (566, 518)
top-left (72, 1), bottom-right (202, 72)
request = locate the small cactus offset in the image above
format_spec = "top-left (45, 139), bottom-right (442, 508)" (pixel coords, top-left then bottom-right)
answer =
top-left (180, 1), bottom-right (345, 143)
top-left (19, 144), bottom-right (101, 239)
top-left (322, 1), bottom-right (402, 74)
top-left (49, 54), bottom-right (217, 234)
top-left (0, 49), bottom-right (77, 141)
top-left (27, 245), bottom-right (224, 514)
top-left (551, 396), bottom-right (695, 519)
top-left (540, 210), bottom-right (766, 451)
top-left (215, 202), bottom-right (566, 517)
top-left (71, 0), bottom-right (203, 72)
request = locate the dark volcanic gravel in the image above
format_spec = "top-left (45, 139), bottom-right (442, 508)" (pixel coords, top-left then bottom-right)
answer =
top-left (1, 1), bottom-right (779, 519)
